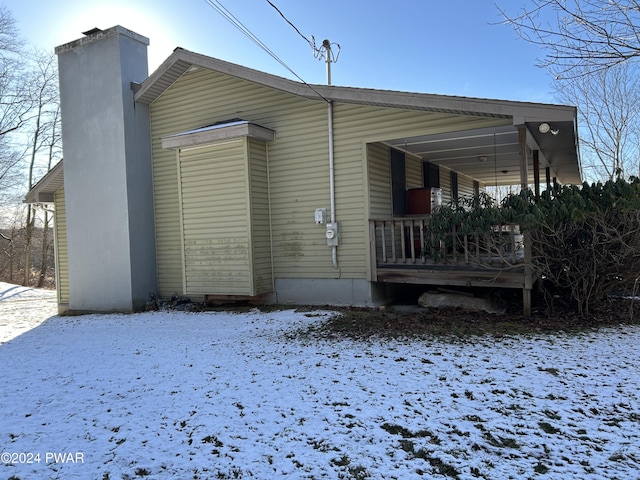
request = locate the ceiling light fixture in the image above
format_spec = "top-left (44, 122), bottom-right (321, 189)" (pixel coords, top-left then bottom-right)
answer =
top-left (538, 122), bottom-right (561, 136)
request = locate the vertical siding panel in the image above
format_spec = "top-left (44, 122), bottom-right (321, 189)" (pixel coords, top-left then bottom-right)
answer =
top-left (440, 165), bottom-right (453, 205)
top-left (458, 173), bottom-right (475, 201)
top-left (248, 138), bottom-right (274, 294)
top-left (53, 188), bottom-right (69, 306)
top-left (179, 141), bottom-right (251, 295)
top-left (150, 140), bottom-right (183, 298)
top-left (367, 143), bottom-right (391, 218)
top-left (406, 152), bottom-right (423, 189)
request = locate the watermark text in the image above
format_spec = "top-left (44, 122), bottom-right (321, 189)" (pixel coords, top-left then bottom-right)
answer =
top-left (1, 451), bottom-right (84, 464)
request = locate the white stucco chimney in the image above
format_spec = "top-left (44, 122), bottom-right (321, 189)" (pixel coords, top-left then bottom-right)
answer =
top-left (55, 26), bottom-right (157, 312)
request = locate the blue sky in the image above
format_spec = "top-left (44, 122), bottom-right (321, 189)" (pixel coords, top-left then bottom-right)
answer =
top-left (10, 0), bottom-right (556, 103)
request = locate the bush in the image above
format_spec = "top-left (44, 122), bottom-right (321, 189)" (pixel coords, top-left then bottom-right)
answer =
top-left (426, 177), bottom-right (640, 316)
top-left (530, 177), bottom-right (640, 315)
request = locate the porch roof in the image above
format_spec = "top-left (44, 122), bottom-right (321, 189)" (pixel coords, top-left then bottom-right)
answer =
top-left (134, 48), bottom-right (581, 186)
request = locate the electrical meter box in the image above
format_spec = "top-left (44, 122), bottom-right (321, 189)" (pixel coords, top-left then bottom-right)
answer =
top-left (326, 222), bottom-right (340, 246)
top-left (314, 208), bottom-right (326, 224)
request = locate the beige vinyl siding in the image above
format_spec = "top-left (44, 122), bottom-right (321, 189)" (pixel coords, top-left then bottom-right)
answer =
top-left (53, 188), bottom-right (69, 306)
top-left (406, 152), bottom-right (423, 190)
top-left (439, 166), bottom-right (453, 205)
top-left (436, 165), bottom-right (477, 206)
top-left (179, 140), bottom-right (251, 296)
top-left (458, 173), bottom-right (476, 201)
top-left (247, 138), bottom-right (274, 294)
top-left (331, 103), bottom-right (509, 276)
top-left (367, 143), bottom-right (392, 218)
top-left (150, 68), bottom-right (512, 293)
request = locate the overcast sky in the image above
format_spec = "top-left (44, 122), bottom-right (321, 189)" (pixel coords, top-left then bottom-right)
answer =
top-left (11, 0), bottom-right (556, 102)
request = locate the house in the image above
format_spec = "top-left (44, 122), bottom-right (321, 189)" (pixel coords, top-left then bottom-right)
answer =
top-left (25, 26), bottom-right (581, 315)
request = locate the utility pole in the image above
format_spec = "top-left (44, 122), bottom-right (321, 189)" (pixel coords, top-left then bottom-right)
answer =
top-left (322, 39), bottom-right (332, 85)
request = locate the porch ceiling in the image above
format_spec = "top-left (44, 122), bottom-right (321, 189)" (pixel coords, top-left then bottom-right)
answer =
top-left (386, 122), bottom-right (581, 187)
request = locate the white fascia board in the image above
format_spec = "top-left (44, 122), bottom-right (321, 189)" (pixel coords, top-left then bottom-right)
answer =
top-left (162, 122), bottom-right (275, 150)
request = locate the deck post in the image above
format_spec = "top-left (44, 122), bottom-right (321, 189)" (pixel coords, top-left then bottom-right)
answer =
top-left (381, 221), bottom-right (387, 263)
top-left (390, 221), bottom-right (396, 262)
top-left (369, 220), bottom-right (378, 281)
top-left (523, 287), bottom-right (532, 317)
top-left (400, 220), bottom-right (407, 263)
top-left (419, 219), bottom-right (426, 263)
top-left (523, 231), bottom-right (533, 317)
top-left (409, 221), bottom-right (416, 263)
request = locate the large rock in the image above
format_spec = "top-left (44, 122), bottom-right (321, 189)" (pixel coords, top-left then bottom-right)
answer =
top-left (418, 291), bottom-right (505, 314)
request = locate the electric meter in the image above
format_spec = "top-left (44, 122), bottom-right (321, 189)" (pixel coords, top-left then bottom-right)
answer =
top-left (326, 222), bottom-right (339, 246)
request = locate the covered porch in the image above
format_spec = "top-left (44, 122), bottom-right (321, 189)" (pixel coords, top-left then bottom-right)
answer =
top-left (366, 107), bottom-right (581, 316)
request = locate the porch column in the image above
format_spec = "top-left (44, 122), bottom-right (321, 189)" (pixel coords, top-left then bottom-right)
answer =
top-left (545, 167), bottom-right (551, 190)
top-left (533, 150), bottom-right (540, 199)
top-left (518, 126), bottom-right (528, 190)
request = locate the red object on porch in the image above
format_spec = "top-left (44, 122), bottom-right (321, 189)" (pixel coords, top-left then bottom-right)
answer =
top-left (407, 188), bottom-right (436, 214)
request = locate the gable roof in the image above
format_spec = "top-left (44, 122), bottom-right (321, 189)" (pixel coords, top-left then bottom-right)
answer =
top-left (134, 48), bottom-right (581, 186)
top-left (134, 48), bottom-right (572, 122)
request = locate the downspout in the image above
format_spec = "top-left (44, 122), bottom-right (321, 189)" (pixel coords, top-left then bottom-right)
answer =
top-left (328, 99), bottom-right (338, 269)
top-left (324, 39), bottom-right (339, 269)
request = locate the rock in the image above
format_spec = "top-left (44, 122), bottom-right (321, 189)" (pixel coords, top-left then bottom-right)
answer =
top-left (418, 291), bottom-right (505, 314)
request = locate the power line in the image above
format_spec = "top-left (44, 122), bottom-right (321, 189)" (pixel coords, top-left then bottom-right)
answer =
top-left (265, 1), bottom-right (341, 66)
top-left (202, 0), bottom-right (328, 102)
top-left (265, 0), bottom-right (313, 47)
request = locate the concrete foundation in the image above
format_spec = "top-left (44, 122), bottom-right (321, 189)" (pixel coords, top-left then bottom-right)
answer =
top-left (274, 278), bottom-right (387, 307)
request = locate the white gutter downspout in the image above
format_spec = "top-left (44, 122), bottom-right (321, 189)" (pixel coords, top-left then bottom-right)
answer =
top-left (324, 39), bottom-right (339, 269)
top-left (328, 98), bottom-right (337, 268)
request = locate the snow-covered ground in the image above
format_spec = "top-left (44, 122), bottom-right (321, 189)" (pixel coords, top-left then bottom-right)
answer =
top-left (0, 282), bottom-right (57, 345)
top-left (1, 282), bottom-right (639, 479)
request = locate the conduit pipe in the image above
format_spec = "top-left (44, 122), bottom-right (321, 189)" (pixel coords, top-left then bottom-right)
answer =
top-left (328, 98), bottom-right (338, 269)
top-left (324, 39), bottom-right (338, 269)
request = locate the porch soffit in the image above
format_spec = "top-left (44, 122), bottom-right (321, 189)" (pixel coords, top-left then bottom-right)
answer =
top-left (385, 121), bottom-right (580, 187)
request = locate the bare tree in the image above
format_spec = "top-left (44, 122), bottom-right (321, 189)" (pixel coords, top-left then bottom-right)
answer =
top-left (0, 6), bottom-right (30, 137)
top-left (0, 8), bottom-right (58, 287)
top-left (554, 63), bottom-right (640, 181)
top-left (22, 50), bottom-right (60, 286)
top-left (500, 0), bottom-right (640, 77)
top-left (36, 105), bottom-right (60, 287)
top-left (0, 6), bottom-right (29, 205)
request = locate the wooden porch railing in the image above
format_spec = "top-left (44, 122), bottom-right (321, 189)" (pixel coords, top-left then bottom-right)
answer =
top-left (368, 216), bottom-right (534, 316)
top-left (369, 217), bottom-right (526, 267)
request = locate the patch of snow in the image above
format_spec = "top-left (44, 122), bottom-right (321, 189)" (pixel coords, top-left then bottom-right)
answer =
top-left (1, 282), bottom-right (639, 479)
top-left (0, 282), bottom-right (57, 344)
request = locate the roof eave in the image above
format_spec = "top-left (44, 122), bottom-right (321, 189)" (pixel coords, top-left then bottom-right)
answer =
top-left (24, 160), bottom-right (64, 204)
top-left (134, 49), bottom-right (577, 125)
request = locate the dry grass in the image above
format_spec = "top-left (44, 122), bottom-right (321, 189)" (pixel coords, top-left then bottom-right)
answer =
top-left (299, 296), bottom-right (640, 340)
